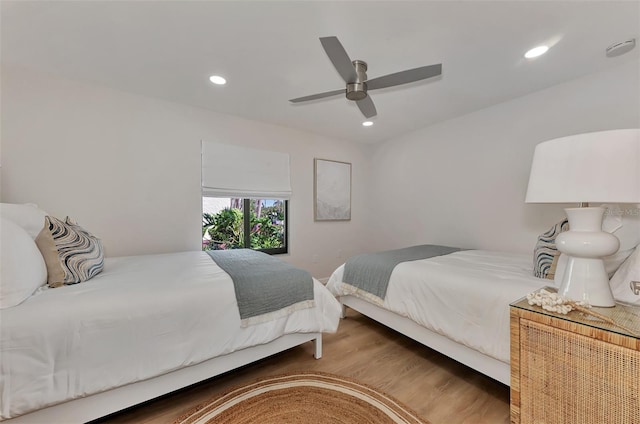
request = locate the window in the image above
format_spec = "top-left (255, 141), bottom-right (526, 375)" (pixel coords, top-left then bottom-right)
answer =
top-left (201, 141), bottom-right (292, 255)
top-left (202, 197), bottom-right (288, 255)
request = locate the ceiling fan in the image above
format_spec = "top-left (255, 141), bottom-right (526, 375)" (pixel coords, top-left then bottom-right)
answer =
top-left (289, 36), bottom-right (442, 119)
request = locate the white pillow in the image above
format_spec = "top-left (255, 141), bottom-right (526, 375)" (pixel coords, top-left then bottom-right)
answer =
top-left (602, 203), bottom-right (640, 273)
top-left (609, 246), bottom-right (640, 305)
top-left (0, 217), bottom-right (48, 308)
top-left (602, 204), bottom-right (640, 251)
top-left (0, 203), bottom-right (48, 239)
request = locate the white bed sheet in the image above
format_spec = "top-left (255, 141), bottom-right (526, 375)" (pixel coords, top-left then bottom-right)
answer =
top-left (327, 250), bottom-right (548, 364)
top-left (0, 251), bottom-right (341, 420)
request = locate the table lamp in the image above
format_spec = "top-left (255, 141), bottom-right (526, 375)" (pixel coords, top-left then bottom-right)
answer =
top-left (525, 128), bottom-right (640, 307)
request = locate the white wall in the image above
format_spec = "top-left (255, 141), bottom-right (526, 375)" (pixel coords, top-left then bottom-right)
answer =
top-left (367, 60), bottom-right (640, 254)
top-left (0, 66), bottom-right (370, 279)
top-left (3, 60), bottom-right (638, 278)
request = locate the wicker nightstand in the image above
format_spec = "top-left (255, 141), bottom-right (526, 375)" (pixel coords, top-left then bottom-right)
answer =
top-left (510, 291), bottom-right (640, 424)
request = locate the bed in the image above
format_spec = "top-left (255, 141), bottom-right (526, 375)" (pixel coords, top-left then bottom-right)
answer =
top-left (0, 205), bottom-right (342, 422)
top-left (326, 238), bottom-right (639, 387)
top-left (326, 248), bottom-right (555, 386)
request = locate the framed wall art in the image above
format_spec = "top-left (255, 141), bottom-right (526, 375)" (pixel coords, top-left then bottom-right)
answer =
top-left (314, 158), bottom-right (351, 221)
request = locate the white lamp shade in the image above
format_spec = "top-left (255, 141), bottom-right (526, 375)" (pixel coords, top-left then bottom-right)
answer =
top-left (525, 129), bottom-right (640, 203)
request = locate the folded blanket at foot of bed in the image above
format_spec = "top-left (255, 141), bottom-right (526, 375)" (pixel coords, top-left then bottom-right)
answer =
top-left (341, 244), bottom-right (463, 304)
top-left (207, 249), bottom-right (315, 326)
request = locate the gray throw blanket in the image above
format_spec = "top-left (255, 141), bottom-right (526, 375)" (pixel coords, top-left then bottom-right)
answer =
top-left (342, 244), bottom-right (462, 303)
top-left (207, 249), bottom-right (314, 326)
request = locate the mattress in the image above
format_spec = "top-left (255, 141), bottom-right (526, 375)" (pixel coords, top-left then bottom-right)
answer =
top-left (327, 250), bottom-right (547, 363)
top-left (0, 251), bottom-right (342, 420)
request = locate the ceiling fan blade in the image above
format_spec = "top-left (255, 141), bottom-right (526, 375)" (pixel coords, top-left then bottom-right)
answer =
top-left (320, 36), bottom-right (358, 84)
top-left (289, 89), bottom-right (345, 103)
top-left (356, 95), bottom-right (377, 118)
top-left (366, 64), bottom-right (442, 90)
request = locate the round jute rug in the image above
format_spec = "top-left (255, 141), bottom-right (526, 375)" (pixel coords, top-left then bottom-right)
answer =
top-left (174, 371), bottom-right (430, 424)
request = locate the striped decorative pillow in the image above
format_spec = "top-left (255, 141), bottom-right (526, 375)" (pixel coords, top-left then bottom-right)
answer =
top-left (533, 218), bottom-right (569, 279)
top-left (35, 216), bottom-right (104, 288)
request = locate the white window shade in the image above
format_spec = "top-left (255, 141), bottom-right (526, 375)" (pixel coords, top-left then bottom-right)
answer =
top-left (202, 141), bottom-right (292, 199)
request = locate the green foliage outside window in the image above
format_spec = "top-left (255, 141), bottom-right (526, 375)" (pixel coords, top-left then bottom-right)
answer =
top-left (203, 208), bottom-right (243, 250)
top-left (202, 199), bottom-right (285, 252)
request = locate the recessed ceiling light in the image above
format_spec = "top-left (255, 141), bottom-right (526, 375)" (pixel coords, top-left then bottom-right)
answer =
top-left (209, 75), bottom-right (227, 85)
top-left (524, 45), bottom-right (549, 59)
top-left (362, 121), bottom-right (373, 127)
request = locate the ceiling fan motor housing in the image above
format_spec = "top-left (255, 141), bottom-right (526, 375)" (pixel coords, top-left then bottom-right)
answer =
top-left (289, 36), bottom-right (443, 119)
top-left (346, 60), bottom-right (368, 101)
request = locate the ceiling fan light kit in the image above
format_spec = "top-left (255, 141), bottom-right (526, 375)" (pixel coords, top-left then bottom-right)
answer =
top-left (290, 36), bottom-right (442, 119)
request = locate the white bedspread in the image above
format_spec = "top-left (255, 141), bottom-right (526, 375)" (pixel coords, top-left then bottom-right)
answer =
top-left (327, 250), bottom-right (548, 364)
top-left (0, 251), bottom-right (341, 420)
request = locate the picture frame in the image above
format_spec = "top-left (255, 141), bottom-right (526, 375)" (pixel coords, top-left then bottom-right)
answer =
top-left (314, 158), bottom-right (351, 221)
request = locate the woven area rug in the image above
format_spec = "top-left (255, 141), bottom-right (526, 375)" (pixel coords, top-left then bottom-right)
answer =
top-left (175, 371), bottom-right (430, 424)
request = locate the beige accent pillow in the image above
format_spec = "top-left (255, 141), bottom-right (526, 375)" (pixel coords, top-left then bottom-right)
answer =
top-left (35, 216), bottom-right (104, 288)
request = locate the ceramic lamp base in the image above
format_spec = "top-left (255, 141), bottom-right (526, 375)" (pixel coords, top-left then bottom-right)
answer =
top-left (556, 207), bottom-right (619, 307)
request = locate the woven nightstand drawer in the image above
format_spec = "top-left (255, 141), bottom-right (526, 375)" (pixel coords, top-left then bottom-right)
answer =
top-left (510, 297), bottom-right (640, 424)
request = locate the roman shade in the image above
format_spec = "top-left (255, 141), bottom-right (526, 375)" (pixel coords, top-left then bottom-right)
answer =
top-left (202, 141), bottom-right (292, 199)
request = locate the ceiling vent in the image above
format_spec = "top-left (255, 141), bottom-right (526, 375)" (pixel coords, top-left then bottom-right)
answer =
top-left (606, 39), bottom-right (636, 57)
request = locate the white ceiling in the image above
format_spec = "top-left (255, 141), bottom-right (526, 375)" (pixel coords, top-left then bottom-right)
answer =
top-left (2, 1), bottom-right (639, 144)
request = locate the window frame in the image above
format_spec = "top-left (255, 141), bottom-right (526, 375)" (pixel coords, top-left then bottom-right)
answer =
top-left (203, 197), bottom-right (289, 255)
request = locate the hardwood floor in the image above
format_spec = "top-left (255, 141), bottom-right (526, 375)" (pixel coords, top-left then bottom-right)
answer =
top-left (95, 309), bottom-right (510, 424)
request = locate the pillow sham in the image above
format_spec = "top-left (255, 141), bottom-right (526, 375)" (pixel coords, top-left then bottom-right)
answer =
top-left (609, 246), bottom-right (640, 305)
top-left (602, 204), bottom-right (640, 250)
top-left (0, 203), bottom-right (48, 239)
top-left (533, 218), bottom-right (568, 279)
top-left (0, 217), bottom-right (48, 308)
top-left (35, 216), bottom-right (104, 288)
top-left (602, 203), bottom-right (640, 276)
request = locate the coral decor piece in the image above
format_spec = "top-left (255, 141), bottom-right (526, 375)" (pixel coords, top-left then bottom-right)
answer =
top-left (527, 288), bottom-right (639, 336)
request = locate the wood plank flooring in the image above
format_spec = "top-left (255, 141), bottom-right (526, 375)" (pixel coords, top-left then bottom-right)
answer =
top-left (95, 309), bottom-right (510, 424)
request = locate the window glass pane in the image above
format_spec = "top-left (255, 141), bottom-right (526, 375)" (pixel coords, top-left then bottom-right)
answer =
top-left (202, 197), bottom-right (287, 254)
top-left (249, 199), bottom-right (285, 250)
top-left (202, 198), bottom-right (244, 251)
